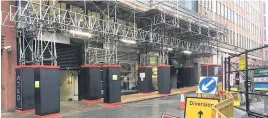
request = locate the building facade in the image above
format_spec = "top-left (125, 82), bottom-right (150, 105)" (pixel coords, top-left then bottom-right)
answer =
top-left (199, 0), bottom-right (266, 63)
top-left (1, 0), bottom-right (266, 112)
top-left (264, 1), bottom-right (268, 60)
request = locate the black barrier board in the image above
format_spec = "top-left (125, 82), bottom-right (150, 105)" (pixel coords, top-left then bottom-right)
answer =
top-left (138, 67), bottom-right (153, 93)
top-left (103, 66), bottom-right (121, 103)
top-left (15, 68), bottom-right (35, 110)
top-left (81, 67), bottom-right (101, 100)
top-left (35, 67), bottom-right (60, 116)
top-left (16, 69), bottom-right (22, 109)
top-left (158, 66), bottom-right (171, 94)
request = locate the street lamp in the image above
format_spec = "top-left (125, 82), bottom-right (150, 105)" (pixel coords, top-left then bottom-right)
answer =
top-left (69, 30), bottom-right (92, 38)
top-left (120, 39), bottom-right (136, 44)
top-left (183, 50), bottom-right (192, 54)
top-left (163, 47), bottom-right (173, 51)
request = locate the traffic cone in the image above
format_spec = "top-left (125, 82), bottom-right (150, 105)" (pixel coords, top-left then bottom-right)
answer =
top-left (179, 90), bottom-right (185, 110)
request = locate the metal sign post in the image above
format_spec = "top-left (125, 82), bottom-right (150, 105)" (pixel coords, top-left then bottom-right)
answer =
top-left (245, 52), bottom-right (249, 112)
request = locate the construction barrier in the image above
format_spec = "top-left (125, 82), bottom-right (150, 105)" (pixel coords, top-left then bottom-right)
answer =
top-left (211, 92), bottom-right (234, 118)
top-left (230, 87), bottom-right (241, 106)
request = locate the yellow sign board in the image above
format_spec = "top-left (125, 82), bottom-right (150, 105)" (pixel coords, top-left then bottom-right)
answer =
top-left (112, 75), bottom-right (118, 80)
top-left (35, 81), bottom-right (40, 88)
top-left (184, 97), bottom-right (219, 118)
top-left (239, 55), bottom-right (246, 70)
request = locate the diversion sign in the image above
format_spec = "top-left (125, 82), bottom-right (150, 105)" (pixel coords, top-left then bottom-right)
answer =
top-left (184, 97), bottom-right (219, 118)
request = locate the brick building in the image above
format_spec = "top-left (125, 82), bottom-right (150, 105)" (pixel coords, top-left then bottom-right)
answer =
top-left (1, 1), bottom-right (17, 112)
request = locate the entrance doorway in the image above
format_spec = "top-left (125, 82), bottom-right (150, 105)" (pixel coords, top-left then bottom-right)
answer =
top-left (55, 39), bottom-right (83, 102)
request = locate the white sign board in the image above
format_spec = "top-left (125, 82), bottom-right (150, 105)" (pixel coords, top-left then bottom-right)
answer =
top-left (230, 73), bottom-right (235, 86)
top-left (140, 73), bottom-right (145, 81)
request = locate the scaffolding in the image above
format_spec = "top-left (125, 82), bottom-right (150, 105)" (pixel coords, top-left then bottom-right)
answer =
top-left (1, 0), bottom-right (227, 66)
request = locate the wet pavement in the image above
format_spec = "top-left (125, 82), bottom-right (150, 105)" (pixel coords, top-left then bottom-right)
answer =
top-left (2, 86), bottom-right (253, 118)
top-left (63, 92), bottom-right (196, 118)
top-left (64, 92), bottom-right (251, 118)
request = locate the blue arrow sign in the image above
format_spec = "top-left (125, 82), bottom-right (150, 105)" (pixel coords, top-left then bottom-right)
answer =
top-left (198, 77), bottom-right (217, 94)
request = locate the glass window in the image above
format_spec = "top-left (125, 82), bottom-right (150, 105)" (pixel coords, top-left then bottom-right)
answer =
top-left (239, 16), bottom-right (241, 27)
top-left (217, 2), bottom-right (220, 15)
top-left (264, 2), bottom-right (266, 14)
top-left (259, 29), bottom-right (262, 36)
top-left (248, 38), bottom-right (250, 49)
top-left (242, 1), bottom-right (245, 10)
top-left (248, 39), bottom-right (250, 49)
top-left (241, 36), bottom-right (244, 48)
top-left (264, 30), bottom-right (266, 41)
top-left (241, 16), bottom-right (243, 27)
top-left (250, 23), bottom-right (251, 33)
top-left (236, 33), bottom-right (239, 46)
top-left (232, 32), bottom-right (235, 45)
top-left (212, 0), bottom-right (216, 12)
top-left (229, 30), bottom-right (232, 44)
top-left (243, 36), bottom-right (246, 49)
top-left (207, 0), bottom-right (209, 9)
top-left (243, 18), bottom-right (245, 28)
top-left (231, 10), bottom-right (235, 24)
top-left (257, 12), bottom-right (260, 21)
top-left (255, 25), bottom-right (256, 34)
top-left (252, 41), bottom-right (254, 49)
top-left (230, 10), bottom-right (233, 22)
top-left (209, 0), bottom-right (212, 10)
top-left (246, 38), bottom-right (248, 49)
top-left (225, 6), bottom-right (228, 19)
top-left (250, 6), bottom-right (252, 15)
top-left (221, 4), bottom-right (224, 17)
top-left (239, 15), bottom-right (241, 26)
top-left (235, 13), bottom-right (237, 25)
top-left (180, 0), bottom-right (198, 11)
top-left (241, 17), bottom-right (243, 28)
top-left (245, 2), bottom-right (247, 12)
top-left (250, 23), bottom-right (253, 33)
top-left (245, 20), bottom-right (247, 30)
top-left (265, 16), bottom-right (266, 27)
top-left (255, 42), bottom-right (257, 48)
top-left (250, 40), bottom-right (251, 49)
top-left (253, 24), bottom-right (255, 34)
top-left (242, 17), bottom-right (244, 28)
top-left (247, 20), bottom-right (249, 30)
top-left (228, 8), bottom-right (231, 21)
top-left (240, 35), bottom-right (242, 48)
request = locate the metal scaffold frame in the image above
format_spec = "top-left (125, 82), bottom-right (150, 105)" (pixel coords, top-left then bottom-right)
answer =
top-left (1, 0), bottom-right (226, 65)
top-left (13, 1), bottom-right (58, 65)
